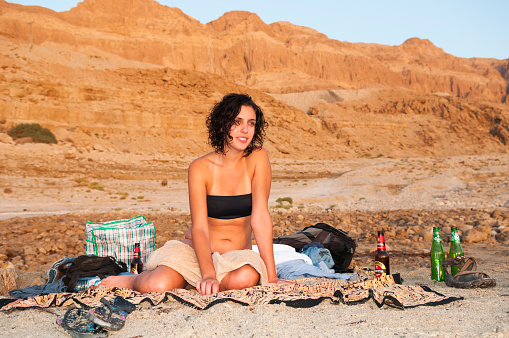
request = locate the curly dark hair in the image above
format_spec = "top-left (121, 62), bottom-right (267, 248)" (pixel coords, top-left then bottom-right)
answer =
top-left (206, 93), bottom-right (268, 156)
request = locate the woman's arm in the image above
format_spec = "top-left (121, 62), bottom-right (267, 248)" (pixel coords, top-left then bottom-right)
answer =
top-left (250, 149), bottom-right (291, 284)
top-left (188, 159), bottom-right (220, 295)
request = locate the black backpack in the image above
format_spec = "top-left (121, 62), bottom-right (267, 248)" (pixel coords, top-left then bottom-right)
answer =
top-left (273, 223), bottom-right (356, 272)
top-left (58, 255), bottom-right (128, 292)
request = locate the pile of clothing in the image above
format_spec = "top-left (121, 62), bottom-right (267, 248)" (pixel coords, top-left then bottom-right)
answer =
top-left (253, 243), bottom-right (356, 280)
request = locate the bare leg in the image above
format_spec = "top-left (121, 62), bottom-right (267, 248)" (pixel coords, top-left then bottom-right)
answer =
top-left (219, 264), bottom-right (260, 291)
top-left (100, 265), bottom-right (187, 293)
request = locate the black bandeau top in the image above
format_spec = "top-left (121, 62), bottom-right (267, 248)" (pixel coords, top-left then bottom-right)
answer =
top-left (206, 193), bottom-right (252, 219)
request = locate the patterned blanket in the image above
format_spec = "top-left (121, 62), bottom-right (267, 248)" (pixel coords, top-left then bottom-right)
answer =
top-left (0, 275), bottom-right (462, 312)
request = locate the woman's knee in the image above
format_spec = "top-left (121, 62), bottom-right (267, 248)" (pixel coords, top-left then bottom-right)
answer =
top-left (138, 277), bottom-right (171, 293)
top-left (136, 266), bottom-right (186, 293)
top-left (224, 265), bottom-right (260, 290)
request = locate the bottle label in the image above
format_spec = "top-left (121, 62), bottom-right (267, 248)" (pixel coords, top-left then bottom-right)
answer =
top-left (432, 233), bottom-right (441, 242)
top-left (75, 277), bottom-right (101, 291)
top-left (377, 236), bottom-right (386, 250)
top-left (375, 261), bottom-right (386, 278)
top-left (130, 264), bottom-right (139, 274)
top-left (453, 232), bottom-right (460, 242)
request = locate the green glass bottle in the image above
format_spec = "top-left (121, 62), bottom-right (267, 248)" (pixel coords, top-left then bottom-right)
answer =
top-left (449, 226), bottom-right (464, 275)
top-left (430, 227), bottom-right (445, 282)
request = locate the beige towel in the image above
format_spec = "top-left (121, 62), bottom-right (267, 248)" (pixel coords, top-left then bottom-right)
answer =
top-left (146, 240), bottom-right (268, 286)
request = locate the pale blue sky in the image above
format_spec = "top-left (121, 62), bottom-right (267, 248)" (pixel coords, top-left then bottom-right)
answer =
top-left (7, 0), bottom-right (509, 59)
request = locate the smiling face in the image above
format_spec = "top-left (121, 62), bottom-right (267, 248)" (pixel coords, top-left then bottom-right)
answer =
top-left (227, 105), bottom-right (257, 153)
top-left (206, 93), bottom-right (267, 156)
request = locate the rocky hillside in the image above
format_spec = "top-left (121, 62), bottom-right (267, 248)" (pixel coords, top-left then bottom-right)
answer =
top-left (1, 0), bottom-right (507, 102)
top-left (0, 0), bottom-right (508, 162)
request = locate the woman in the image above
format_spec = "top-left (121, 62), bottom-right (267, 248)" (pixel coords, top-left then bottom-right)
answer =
top-left (101, 93), bottom-right (291, 295)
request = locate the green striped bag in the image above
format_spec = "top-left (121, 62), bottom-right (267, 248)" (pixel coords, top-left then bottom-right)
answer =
top-left (85, 216), bottom-right (156, 269)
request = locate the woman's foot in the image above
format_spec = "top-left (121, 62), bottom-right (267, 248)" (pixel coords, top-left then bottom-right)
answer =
top-left (99, 275), bottom-right (136, 289)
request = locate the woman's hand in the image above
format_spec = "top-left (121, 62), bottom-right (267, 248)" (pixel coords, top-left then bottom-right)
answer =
top-left (196, 277), bottom-right (220, 295)
top-left (268, 277), bottom-right (296, 286)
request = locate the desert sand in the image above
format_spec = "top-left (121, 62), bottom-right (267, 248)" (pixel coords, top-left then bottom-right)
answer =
top-left (1, 149), bottom-right (508, 337)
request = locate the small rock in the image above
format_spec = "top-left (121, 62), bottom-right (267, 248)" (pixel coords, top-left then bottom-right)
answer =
top-left (93, 144), bottom-right (105, 152)
top-left (14, 136), bottom-right (34, 144)
top-left (10, 256), bottom-right (24, 266)
top-left (0, 261), bottom-right (18, 295)
top-left (491, 210), bottom-right (502, 219)
top-left (0, 133), bottom-right (14, 144)
top-left (495, 229), bottom-right (509, 243)
top-left (474, 225), bottom-right (492, 237)
top-left (462, 228), bottom-right (490, 243)
top-left (423, 228), bottom-right (433, 242)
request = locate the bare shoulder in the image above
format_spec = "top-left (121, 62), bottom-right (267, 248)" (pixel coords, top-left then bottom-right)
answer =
top-left (246, 147), bottom-right (270, 164)
top-left (188, 152), bottom-right (216, 172)
top-left (246, 147), bottom-right (271, 175)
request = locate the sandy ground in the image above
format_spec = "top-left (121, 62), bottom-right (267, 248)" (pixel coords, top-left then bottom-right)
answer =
top-left (1, 153), bottom-right (509, 337)
top-left (1, 153), bottom-right (508, 220)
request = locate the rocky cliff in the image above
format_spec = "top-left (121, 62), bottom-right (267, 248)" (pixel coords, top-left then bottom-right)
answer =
top-left (1, 0), bottom-right (507, 103)
top-left (0, 0), bottom-right (507, 162)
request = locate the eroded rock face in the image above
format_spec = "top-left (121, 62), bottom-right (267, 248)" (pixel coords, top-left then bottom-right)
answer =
top-left (0, 0), bottom-right (507, 160)
top-left (1, 0), bottom-right (507, 103)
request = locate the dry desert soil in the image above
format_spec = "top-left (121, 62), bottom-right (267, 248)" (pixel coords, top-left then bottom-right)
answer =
top-left (1, 144), bottom-right (508, 337)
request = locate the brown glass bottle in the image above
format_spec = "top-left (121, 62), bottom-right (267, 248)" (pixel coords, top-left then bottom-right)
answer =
top-left (130, 242), bottom-right (144, 274)
top-left (375, 230), bottom-right (390, 278)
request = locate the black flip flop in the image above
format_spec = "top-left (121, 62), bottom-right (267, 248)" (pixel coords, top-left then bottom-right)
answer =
top-left (85, 297), bottom-right (136, 331)
top-left (57, 307), bottom-right (108, 338)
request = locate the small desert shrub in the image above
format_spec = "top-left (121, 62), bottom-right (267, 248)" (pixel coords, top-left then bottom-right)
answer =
top-left (89, 182), bottom-right (104, 191)
top-left (274, 196), bottom-right (293, 209)
top-left (73, 178), bottom-right (104, 191)
top-left (7, 123), bottom-right (57, 144)
top-left (276, 197), bottom-right (293, 205)
top-left (116, 192), bottom-right (129, 200)
top-left (73, 178), bottom-right (89, 187)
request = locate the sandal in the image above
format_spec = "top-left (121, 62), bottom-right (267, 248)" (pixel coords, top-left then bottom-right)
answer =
top-left (443, 257), bottom-right (496, 289)
top-left (85, 297), bottom-right (136, 331)
top-left (57, 307), bottom-right (108, 338)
